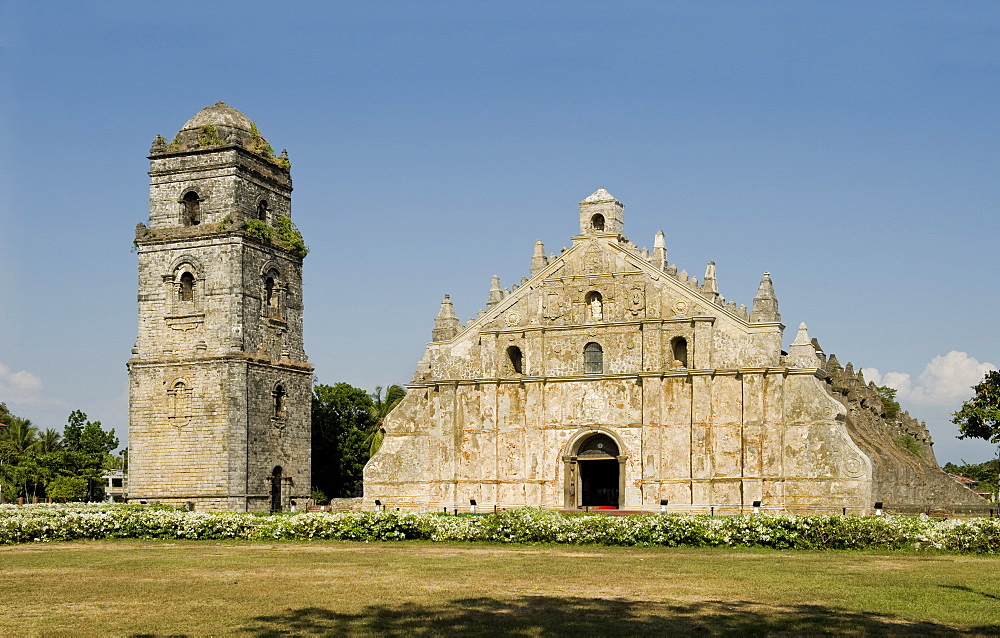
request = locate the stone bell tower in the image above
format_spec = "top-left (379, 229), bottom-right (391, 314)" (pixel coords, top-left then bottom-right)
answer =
top-left (127, 102), bottom-right (312, 512)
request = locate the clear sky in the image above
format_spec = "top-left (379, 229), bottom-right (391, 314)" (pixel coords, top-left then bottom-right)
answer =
top-left (2, 2), bottom-right (998, 465)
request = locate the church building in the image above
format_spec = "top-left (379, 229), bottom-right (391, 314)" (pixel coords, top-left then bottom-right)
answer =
top-left (127, 103), bottom-right (312, 512)
top-left (364, 188), bottom-right (988, 515)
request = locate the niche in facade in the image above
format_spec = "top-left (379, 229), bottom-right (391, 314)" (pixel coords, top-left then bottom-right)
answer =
top-left (506, 345), bottom-right (523, 375)
top-left (585, 291), bottom-right (603, 321)
top-left (671, 336), bottom-right (688, 368)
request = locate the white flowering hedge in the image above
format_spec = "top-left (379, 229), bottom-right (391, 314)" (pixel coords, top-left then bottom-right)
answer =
top-left (1, 504), bottom-right (997, 553)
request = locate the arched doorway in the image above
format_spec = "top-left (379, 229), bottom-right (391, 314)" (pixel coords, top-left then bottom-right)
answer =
top-left (270, 466), bottom-right (283, 513)
top-left (563, 430), bottom-right (625, 509)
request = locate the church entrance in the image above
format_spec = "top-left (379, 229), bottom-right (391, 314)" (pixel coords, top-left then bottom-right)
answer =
top-left (579, 459), bottom-right (619, 507)
top-left (566, 432), bottom-right (624, 509)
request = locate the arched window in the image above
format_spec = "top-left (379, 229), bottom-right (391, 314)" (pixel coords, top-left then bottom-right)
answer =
top-left (178, 272), bottom-right (195, 302)
top-left (507, 346), bottom-right (523, 375)
top-left (273, 384), bottom-right (287, 419)
top-left (181, 191), bottom-right (201, 226)
top-left (264, 276), bottom-right (276, 314)
top-left (591, 214), bottom-right (605, 231)
top-left (670, 336), bottom-right (688, 368)
top-left (584, 342), bottom-right (603, 374)
top-left (585, 291), bottom-right (603, 321)
top-left (257, 200), bottom-right (269, 222)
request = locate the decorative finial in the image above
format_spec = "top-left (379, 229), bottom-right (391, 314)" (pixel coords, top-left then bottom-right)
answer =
top-left (487, 275), bottom-right (502, 309)
top-left (702, 261), bottom-right (718, 295)
top-left (432, 294), bottom-right (461, 342)
top-left (530, 240), bottom-right (547, 278)
top-left (150, 135), bottom-right (167, 154)
top-left (750, 271), bottom-right (780, 322)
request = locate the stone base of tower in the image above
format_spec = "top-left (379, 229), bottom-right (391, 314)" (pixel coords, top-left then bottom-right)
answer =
top-left (128, 357), bottom-right (313, 514)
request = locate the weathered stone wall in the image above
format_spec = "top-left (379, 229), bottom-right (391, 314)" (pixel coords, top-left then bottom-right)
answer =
top-left (365, 188), bottom-right (990, 516)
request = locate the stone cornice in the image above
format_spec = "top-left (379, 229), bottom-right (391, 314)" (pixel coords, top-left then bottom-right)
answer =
top-left (405, 366), bottom-right (826, 389)
top-left (479, 315), bottom-right (717, 336)
top-left (127, 354), bottom-right (313, 372)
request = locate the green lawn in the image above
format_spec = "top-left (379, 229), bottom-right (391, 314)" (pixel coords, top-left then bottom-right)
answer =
top-left (1, 541), bottom-right (998, 636)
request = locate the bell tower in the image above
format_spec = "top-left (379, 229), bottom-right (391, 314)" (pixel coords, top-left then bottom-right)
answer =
top-left (579, 187), bottom-right (624, 236)
top-left (128, 102), bottom-right (312, 512)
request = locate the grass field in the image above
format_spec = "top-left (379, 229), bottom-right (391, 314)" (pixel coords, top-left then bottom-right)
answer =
top-left (1, 541), bottom-right (998, 636)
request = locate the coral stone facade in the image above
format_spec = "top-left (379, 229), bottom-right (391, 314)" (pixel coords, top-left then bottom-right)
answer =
top-left (127, 103), bottom-right (312, 512)
top-left (364, 188), bottom-right (989, 515)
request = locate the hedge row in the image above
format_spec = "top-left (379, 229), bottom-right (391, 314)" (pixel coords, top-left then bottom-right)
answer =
top-left (1, 505), bottom-right (997, 553)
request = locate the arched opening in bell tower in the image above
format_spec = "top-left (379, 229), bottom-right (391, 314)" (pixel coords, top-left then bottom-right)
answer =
top-left (591, 213), bottom-right (605, 231)
top-left (178, 272), bottom-right (195, 302)
top-left (181, 191), bottom-right (201, 226)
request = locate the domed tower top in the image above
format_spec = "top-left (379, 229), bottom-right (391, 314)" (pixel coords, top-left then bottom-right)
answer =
top-left (579, 187), bottom-right (624, 236)
top-left (150, 101), bottom-right (282, 163)
top-left (145, 101), bottom-right (294, 232)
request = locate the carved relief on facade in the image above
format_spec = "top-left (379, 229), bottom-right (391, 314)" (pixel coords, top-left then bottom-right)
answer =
top-left (584, 246), bottom-right (604, 273)
top-left (627, 283), bottom-right (645, 316)
top-left (543, 291), bottom-right (567, 321)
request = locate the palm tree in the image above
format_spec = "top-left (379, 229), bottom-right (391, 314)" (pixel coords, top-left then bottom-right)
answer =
top-left (0, 417), bottom-right (39, 499)
top-left (365, 385), bottom-right (406, 457)
top-left (36, 428), bottom-right (62, 454)
top-left (1, 417), bottom-right (38, 456)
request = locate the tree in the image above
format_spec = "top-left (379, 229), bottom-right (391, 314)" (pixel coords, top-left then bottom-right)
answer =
top-left (952, 370), bottom-right (1000, 503)
top-left (365, 384), bottom-right (406, 457)
top-left (0, 416), bottom-right (39, 499)
top-left (876, 385), bottom-right (901, 421)
top-left (59, 410), bottom-right (119, 501)
top-left (46, 476), bottom-right (88, 502)
top-left (0, 408), bottom-right (118, 502)
top-left (312, 383), bottom-right (375, 499)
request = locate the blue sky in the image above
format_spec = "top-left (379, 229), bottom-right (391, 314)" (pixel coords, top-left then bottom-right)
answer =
top-left (1, 2), bottom-right (998, 464)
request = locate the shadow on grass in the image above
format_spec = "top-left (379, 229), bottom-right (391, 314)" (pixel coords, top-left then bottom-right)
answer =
top-left (232, 596), bottom-right (998, 636)
top-left (939, 584), bottom-right (1000, 601)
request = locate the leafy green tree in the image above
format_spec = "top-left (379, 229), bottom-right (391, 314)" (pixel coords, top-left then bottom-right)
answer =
top-left (59, 410), bottom-right (119, 501)
top-left (877, 386), bottom-right (901, 421)
top-left (952, 370), bottom-right (1000, 503)
top-left (46, 476), bottom-right (88, 501)
top-left (312, 383), bottom-right (375, 499)
top-left (365, 384), bottom-right (406, 457)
